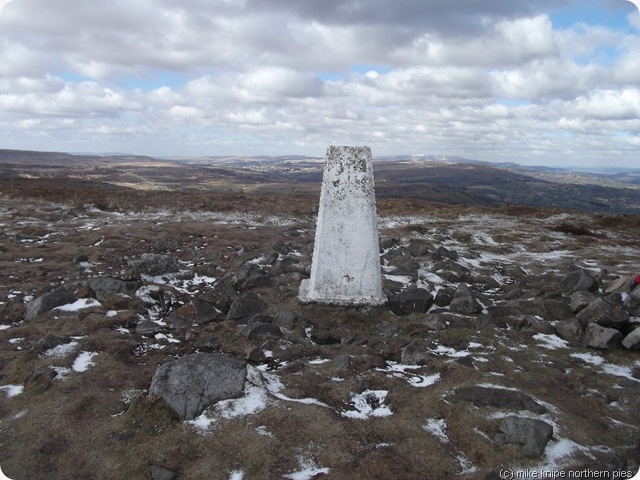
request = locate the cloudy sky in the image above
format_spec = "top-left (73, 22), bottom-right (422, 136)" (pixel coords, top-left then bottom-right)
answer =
top-left (0, 0), bottom-right (639, 168)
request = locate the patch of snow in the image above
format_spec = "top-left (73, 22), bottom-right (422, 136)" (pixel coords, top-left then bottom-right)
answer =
top-left (341, 390), bottom-right (392, 419)
top-left (308, 358), bottom-right (330, 365)
top-left (456, 453), bottom-right (478, 475)
top-left (533, 333), bottom-right (569, 350)
top-left (601, 363), bottom-right (640, 383)
top-left (377, 362), bottom-right (441, 387)
top-left (106, 310), bottom-right (118, 317)
top-left (570, 352), bottom-right (605, 366)
top-left (0, 324), bottom-right (12, 330)
top-left (229, 470), bottom-right (244, 480)
top-left (256, 426), bottom-right (273, 437)
top-left (0, 384), bottom-right (24, 397)
top-left (283, 457), bottom-right (330, 480)
top-left (383, 274), bottom-right (413, 285)
top-left (44, 340), bottom-right (79, 357)
top-left (155, 333), bottom-right (181, 344)
top-left (430, 345), bottom-right (471, 357)
top-left (51, 366), bottom-right (71, 380)
top-left (423, 418), bottom-right (449, 443)
top-left (8, 337), bottom-right (24, 344)
top-left (72, 351), bottom-right (98, 372)
top-left (54, 298), bottom-right (102, 312)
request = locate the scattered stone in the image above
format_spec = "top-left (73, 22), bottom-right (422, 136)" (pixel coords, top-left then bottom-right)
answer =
top-left (31, 334), bottom-right (66, 352)
top-left (388, 286), bottom-right (434, 316)
top-left (89, 277), bottom-right (142, 302)
top-left (233, 262), bottom-right (271, 290)
top-left (191, 297), bottom-right (221, 323)
top-left (400, 341), bottom-right (433, 365)
top-left (555, 318), bottom-right (586, 344)
top-left (576, 298), bottom-right (629, 328)
top-left (605, 275), bottom-right (637, 295)
top-left (569, 291), bottom-right (596, 313)
top-left (128, 253), bottom-right (180, 276)
top-left (333, 354), bottom-right (351, 370)
top-left (447, 386), bottom-right (546, 414)
top-left (149, 464), bottom-right (178, 480)
top-left (582, 323), bottom-right (623, 350)
top-left (25, 366), bottom-right (58, 395)
top-left (449, 283), bottom-right (482, 315)
top-left (273, 309), bottom-right (298, 330)
top-left (24, 287), bottom-right (77, 321)
top-left (561, 269), bottom-right (598, 293)
top-left (376, 320), bottom-right (398, 337)
top-left (226, 293), bottom-right (267, 323)
top-left (242, 323), bottom-right (282, 340)
top-left (150, 353), bottom-right (247, 421)
top-left (494, 416), bottom-right (553, 458)
top-left (622, 327), bottom-right (640, 350)
top-left (436, 246), bottom-right (458, 260)
top-left (433, 287), bottom-right (455, 307)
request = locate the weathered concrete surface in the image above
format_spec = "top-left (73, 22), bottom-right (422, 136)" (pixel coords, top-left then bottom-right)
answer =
top-left (299, 146), bottom-right (386, 306)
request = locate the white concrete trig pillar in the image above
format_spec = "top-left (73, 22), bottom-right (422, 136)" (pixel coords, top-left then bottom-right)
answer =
top-left (299, 146), bottom-right (386, 306)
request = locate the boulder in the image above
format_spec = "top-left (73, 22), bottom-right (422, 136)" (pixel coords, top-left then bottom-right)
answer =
top-left (149, 465), bottom-right (178, 480)
top-left (561, 269), bottom-right (598, 293)
top-left (232, 263), bottom-right (271, 290)
top-left (208, 274), bottom-right (237, 312)
top-left (555, 318), bottom-right (586, 344)
top-left (31, 334), bottom-right (66, 352)
top-left (89, 276), bottom-right (142, 302)
top-left (242, 323), bottom-right (283, 340)
top-left (273, 309), bottom-right (298, 330)
top-left (129, 253), bottom-right (180, 276)
top-left (449, 283), bottom-right (482, 315)
top-left (576, 298), bottom-right (629, 328)
top-left (447, 386), bottom-right (546, 414)
top-left (400, 341), bottom-right (433, 365)
top-left (388, 286), bottom-right (434, 316)
top-left (226, 293), bottom-right (267, 323)
top-left (436, 246), bottom-right (458, 260)
top-left (622, 327), bottom-right (640, 350)
top-left (191, 297), bottom-right (221, 323)
top-left (494, 416), bottom-right (553, 458)
top-left (433, 287), bottom-right (455, 308)
top-left (582, 323), bottom-right (623, 350)
top-left (569, 291), bottom-right (596, 313)
top-left (150, 353), bottom-right (247, 420)
top-left (24, 287), bottom-right (77, 321)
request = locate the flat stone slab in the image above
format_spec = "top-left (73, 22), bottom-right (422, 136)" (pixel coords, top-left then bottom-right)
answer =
top-left (150, 353), bottom-right (247, 420)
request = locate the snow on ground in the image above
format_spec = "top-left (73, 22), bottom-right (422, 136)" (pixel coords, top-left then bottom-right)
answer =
top-left (377, 362), bottom-right (441, 387)
top-left (423, 418), bottom-right (449, 443)
top-left (54, 298), bottom-right (102, 312)
top-left (341, 390), bottom-right (392, 419)
top-left (0, 384), bottom-right (24, 397)
top-left (71, 351), bottom-right (98, 372)
top-left (533, 333), bottom-right (570, 350)
top-left (283, 456), bottom-right (330, 480)
top-left (44, 340), bottom-right (79, 357)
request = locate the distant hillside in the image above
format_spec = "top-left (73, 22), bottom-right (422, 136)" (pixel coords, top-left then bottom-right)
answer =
top-left (1, 148), bottom-right (639, 215)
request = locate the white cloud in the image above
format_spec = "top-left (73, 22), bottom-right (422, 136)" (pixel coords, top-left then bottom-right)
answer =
top-left (0, 0), bottom-right (638, 168)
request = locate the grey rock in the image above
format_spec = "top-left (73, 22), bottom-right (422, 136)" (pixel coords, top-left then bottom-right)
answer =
top-left (555, 318), bottom-right (586, 344)
top-left (195, 337), bottom-right (220, 352)
top-left (150, 353), bottom-right (247, 420)
top-left (436, 246), bottom-right (458, 260)
top-left (191, 297), bottom-right (221, 323)
top-left (604, 275), bottom-right (637, 295)
top-left (401, 341), bottom-right (433, 365)
top-left (576, 298), bottom-right (629, 328)
top-left (376, 320), bottom-right (398, 337)
top-left (149, 465), bottom-right (178, 480)
top-left (226, 293), bottom-right (267, 323)
top-left (136, 320), bottom-right (163, 335)
top-left (379, 237), bottom-right (398, 251)
top-left (436, 262), bottom-right (470, 283)
top-left (433, 287), bottom-right (455, 307)
top-left (388, 286), bottom-right (433, 316)
top-left (242, 323), bottom-right (282, 340)
top-left (569, 291), bottom-right (597, 313)
top-left (31, 334), bottom-right (66, 352)
top-left (447, 386), bottom-right (546, 414)
top-left (129, 253), bottom-right (180, 276)
top-left (208, 274), bottom-right (237, 312)
top-left (408, 240), bottom-right (430, 257)
top-left (561, 269), bottom-right (598, 293)
top-left (233, 263), bottom-right (271, 290)
top-left (333, 354), bottom-right (351, 370)
top-left (24, 287), bottom-right (77, 321)
top-left (89, 276), bottom-right (141, 302)
top-left (494, 416), bottom-right (553, 458)
top-left (582, 323), bottom-right (623, 350)
top-left (622, 327), bottom-right (640, 350)
top-left (449, 283), bottom-right (482, 315)
top-left (273, 309), bottom-right (298, 330)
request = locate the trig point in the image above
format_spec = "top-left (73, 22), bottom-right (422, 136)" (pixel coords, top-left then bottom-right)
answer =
top-left (299, 146), bottom-right (386, 306)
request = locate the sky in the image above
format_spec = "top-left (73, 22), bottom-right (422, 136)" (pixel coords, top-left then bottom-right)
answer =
top-left (0, 0), bottom-right (639, 169)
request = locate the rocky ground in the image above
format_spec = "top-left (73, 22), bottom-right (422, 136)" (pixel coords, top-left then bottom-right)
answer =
top-left (0, 188), bottom-right (639, 480)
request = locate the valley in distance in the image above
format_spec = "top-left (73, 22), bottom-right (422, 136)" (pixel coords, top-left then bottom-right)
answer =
top-left (0, 147), bottom-right (639, 479)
